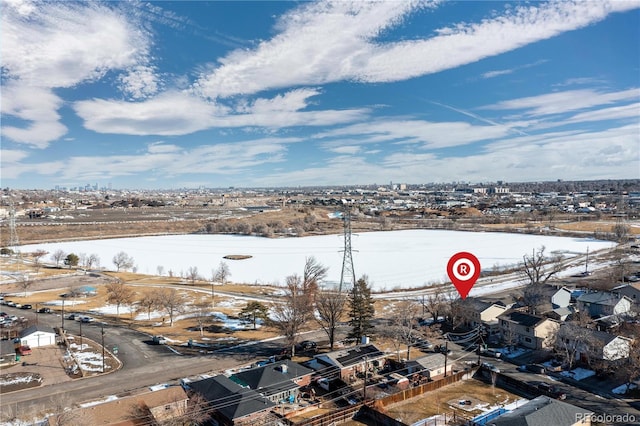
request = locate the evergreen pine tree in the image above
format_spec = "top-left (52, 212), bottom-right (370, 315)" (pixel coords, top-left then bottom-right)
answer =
top-left (347, 277), bottom-right (375, 342)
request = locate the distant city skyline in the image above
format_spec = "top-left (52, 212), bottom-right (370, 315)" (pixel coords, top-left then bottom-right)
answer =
top-left (2, 1), bottom-right (639, 189)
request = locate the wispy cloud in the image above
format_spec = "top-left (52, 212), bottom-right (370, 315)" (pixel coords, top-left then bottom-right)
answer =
top-left (195, 0), bottom-right (639, 99)
top-left (481, 59), bottom-right (548, 79)
top-left (482, 88), bottom-right (640, 116)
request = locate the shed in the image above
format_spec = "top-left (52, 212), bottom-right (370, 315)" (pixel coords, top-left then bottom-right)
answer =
top-left (19, 325), bottom-right (57, 347)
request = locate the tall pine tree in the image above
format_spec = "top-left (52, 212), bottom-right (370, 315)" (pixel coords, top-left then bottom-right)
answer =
top-left (347, 277), bottom-right (375, 342)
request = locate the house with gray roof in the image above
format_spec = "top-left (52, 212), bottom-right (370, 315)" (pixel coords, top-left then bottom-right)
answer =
top-left (189, 374), bottom-right (275, 426)
top-left (310, 344), bottom-right (386, 381)
top-left (488, 395), bottom-right (592, 426)
top-left (230, 360), bottom-right (313, 403)
top-left (406, 353), bottom-right (451, 380)
top-left (576, 292), bottom-right (631, 318)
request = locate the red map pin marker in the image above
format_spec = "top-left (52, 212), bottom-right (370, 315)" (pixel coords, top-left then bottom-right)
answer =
top-left (447, 252), bottom-right (481, 300)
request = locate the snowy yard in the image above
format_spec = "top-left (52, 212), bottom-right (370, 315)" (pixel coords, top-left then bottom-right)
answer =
top-left (560, 368), bottom-right (595, 381)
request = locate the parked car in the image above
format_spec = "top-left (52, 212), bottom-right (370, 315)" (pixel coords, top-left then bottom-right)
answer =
top-left (296, 340), bottom-right (317, 352)
top-left (482, 362), bottom-right (500, 373)
top-left (152, 335), bottom-right (167, 345)
top-left (37, 307), bottom-right (52, 314)
top-left (6, 301), bottom-right (16, 307)
top-left (20, 304), bottom-right (32, 310)
top-left (66, 313), bottom-right (80, 320)
top-left (485, 348), bottom-right (502, 358)
top-left (80, 316), bottom-right (95, 323)
top-left (537, 382), bottom-right (567, 400)
top-left (14, 303), bottom-right (22, 309)
top-left (518, 364), bottom-right (546, 374)
top-left (17, 345), bottom-right (32, 355)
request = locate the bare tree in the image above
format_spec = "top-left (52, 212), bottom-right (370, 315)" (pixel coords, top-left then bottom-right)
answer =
top-left (192, 301), bottom-right (211, 337)
top-left (502, 321), bottom-right (519, 351)
top-left (613, 221), bottom-right (631, 242)
top-left (157, 288), bottom-right (186, 326)
top-left (270, 274), bottom-right (308, 353)
top-left (16, 273), bottom-right (33, 297)
top-left (213, 261), bottom-right (231, 284)
top-left (157, 265), bottom-right (165, 276)
top-left (112, 251), bottom-right (134, 272)
top-left (522, 246), bottom-right (564, 286)
top-left (46, 395), bottom-right (93, 426)
top-left (550, 322), bottom-right (592, 370)
top-left (105, 282), bottom-right (136, 316)
top-left (85, 253), bottom-right (100, 270)
top-left (186, 266), bottom-right (200, 283)
top-left (384, 299), bottom-right (422, 361)
top-left (31, 249), bottom-right (48, 274)
top-left (619, 337), bottom-right (640, 394)
top-left (315, 286), bottom-right (347, 350)
top-left (51, 249), bottom-right (66, 268)
top-left (137, 292), bottom-right (161, 320)
top-left (422, 292), bottom-right (445, 322)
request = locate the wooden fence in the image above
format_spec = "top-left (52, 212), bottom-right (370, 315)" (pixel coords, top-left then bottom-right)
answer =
top-left (287, 368), bottom-right (476, 426)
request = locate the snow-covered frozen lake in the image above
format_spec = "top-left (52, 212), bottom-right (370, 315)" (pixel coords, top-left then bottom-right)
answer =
top-left (20, 230), bottom-right (613, 291)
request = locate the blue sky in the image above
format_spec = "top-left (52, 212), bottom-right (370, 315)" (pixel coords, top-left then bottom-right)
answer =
top-left (1, 0), bottom-right (639, 190)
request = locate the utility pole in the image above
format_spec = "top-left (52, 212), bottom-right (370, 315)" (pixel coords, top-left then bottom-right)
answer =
top-left (444, 341), bottom-right (449, 377)
top-left (362, 355), bottom-right (368, 401)
top-left (79, 320), bottom-right (83, 348)
top-left (101, 326), bottom-right (105, 373)
top-left (61, 299), bottom-right (65, 331)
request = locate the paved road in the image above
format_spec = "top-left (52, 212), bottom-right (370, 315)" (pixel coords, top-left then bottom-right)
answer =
top-left (0, 307), bottom-right (337, 416)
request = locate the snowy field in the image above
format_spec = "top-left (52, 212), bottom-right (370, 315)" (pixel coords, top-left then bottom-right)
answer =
top-left (20, 230), bottom-right (613, 291)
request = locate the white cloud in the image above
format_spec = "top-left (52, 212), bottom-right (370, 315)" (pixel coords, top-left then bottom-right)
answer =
top-left (0, 84), bottom-right (67, 148)
top-left (328, 145), bottom-right (361, 155)
top-left (74, 90), bottom-right (368, 135)
top-left (195, 0), bottom-right (639, 98)
top-left (481, 60), bottom-right (548, 79)
top-left (484, 88), bottom-right (640, 116)
top-left (118, 65), bottom-right (160, 100)
top-left (0, 149), bottom-right (30, 163)
top-left (0, 1), bottom-right (153, 146)
top-left (5, 137), bottom-right (302, 183)
top-left (316, 119), bottom-right (511, 149)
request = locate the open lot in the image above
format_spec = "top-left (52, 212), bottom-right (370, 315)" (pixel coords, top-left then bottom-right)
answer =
top-left (384, 378), bottom-right (525, 425)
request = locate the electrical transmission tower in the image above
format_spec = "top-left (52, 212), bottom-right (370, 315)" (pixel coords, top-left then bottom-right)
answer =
top-left (339, 205), bottom-right (356, 293)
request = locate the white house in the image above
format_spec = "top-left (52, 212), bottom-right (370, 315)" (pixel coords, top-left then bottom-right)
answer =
top-left (18, 325), bottom-right (57, 347)
top-left (551, 287), bottom-right (572, 309)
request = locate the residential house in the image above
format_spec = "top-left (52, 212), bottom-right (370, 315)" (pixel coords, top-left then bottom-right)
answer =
top-left (310, 344), bottom-right (386, 382)
top-left (488, 395), bottom-right (592, 426)
top-left (581, 329), bottom-right (632, 363)
top-left (547, 306), bottom-right (575, 322)
top-left (18, 325), bottom-right (57, 347)
top-left (47, 386), bottom-right (189, 426)
top-left (406, 353), bottom-right (452, 380)
top-left (613, 282), bottom-right (640, 307)
top-left (551, 287), bottom-right (572, 309)
top-left (498, 310), bottom-right (560, 350)
top-left (189, 374), bottom-right (276, 426)
top-left (463, 298), bottom-right (507, 339)
top-left (576, 292), bottom-right (632, 318)
top-left (230, 360), bottom-right (313, 403)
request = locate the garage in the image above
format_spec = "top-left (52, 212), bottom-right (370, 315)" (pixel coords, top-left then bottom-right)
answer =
top-left (19, 325), bottom-right (57, 347)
